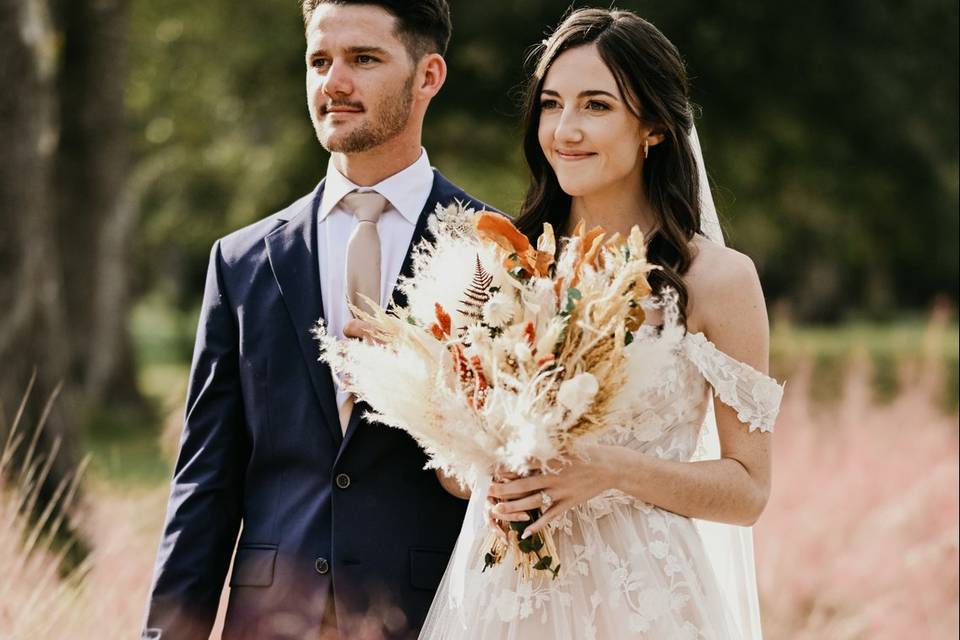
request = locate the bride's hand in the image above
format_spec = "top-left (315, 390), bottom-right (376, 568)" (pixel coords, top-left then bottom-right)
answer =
top-left (486, 444), bottom-right (617, 538)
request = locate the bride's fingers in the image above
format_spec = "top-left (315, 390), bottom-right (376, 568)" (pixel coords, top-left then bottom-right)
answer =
top-left (489, 505), bottom-right (532, 523)
top-left (493, 493), bottom-right (545, 515)
top-left (484, 501), bottom-right (508, 543)
top-left (521, 501), bottom-right (566, 539)
top-left (487, 475), bottom-right (549, 500)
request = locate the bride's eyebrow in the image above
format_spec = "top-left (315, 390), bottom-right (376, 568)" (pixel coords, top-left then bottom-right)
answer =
top-left (541, 89), bottom-right (620, 102)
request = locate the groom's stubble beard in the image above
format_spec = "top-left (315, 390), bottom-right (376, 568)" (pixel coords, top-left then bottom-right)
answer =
top-left (316, 71), bottom-right (416, 154)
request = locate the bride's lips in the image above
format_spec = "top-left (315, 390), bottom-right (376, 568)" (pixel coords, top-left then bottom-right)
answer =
top-left (555, 149), bottom-right (596, 161)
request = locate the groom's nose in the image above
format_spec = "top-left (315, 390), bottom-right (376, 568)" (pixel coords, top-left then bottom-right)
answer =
top-left (322, 59), bottom-right (354, 97)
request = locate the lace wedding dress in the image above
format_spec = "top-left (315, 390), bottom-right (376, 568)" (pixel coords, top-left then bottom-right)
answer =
top-left (420, 322), bottom-right (784, 639)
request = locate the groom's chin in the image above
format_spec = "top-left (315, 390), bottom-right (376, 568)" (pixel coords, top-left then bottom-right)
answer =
top-left (316, 127), bottom-right (376, 154)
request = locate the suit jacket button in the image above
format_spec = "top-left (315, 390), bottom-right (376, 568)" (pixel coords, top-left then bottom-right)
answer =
top-left (335, 473), bottom-right (351, 489)
top-left (315, 557), bottom-right (330, 574)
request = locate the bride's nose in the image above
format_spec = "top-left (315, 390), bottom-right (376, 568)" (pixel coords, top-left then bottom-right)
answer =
top-left (554, 108), bottom-right (584, 144)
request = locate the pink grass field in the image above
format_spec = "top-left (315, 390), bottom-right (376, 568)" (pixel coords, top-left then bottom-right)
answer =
top-left (2, 358), bottom-right (958, 638)
top-left (755, 355), bottom-right (959, 639)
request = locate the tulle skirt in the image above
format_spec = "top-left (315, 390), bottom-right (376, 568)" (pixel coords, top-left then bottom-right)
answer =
top-left (420, 481), bottom-right (739, 639)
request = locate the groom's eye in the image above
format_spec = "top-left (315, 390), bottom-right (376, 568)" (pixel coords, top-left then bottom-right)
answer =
top-left (356, 55), bottom-right (378, 65)
top-left (311, 57), bottom-right (329, 70)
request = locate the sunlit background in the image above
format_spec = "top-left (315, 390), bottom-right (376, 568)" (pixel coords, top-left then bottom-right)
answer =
top-left (1, 0), bottom-right (957, 638)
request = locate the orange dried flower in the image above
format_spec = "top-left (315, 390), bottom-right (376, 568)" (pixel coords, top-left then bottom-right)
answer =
top-left (536, 354), bottom-right (556, 367)
top-left (582, 232), bottom-right (606, 271)
top-left (523, 321), bottom-right (536, 346)
top-left (475, 212), bottom-right (539, 274)
top-left (430, 303), bottom-right (452, 340)
top-left (475, 211), bottom-right (531, 253)
top-left (449, 344), bottom-right (489, 409)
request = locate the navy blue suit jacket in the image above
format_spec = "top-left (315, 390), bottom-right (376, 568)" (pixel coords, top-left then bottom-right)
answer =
top-left (143, 171), bottom-right (490, 639)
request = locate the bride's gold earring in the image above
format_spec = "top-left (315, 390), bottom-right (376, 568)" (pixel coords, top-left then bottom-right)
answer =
top-left (643, 140), bottom-right (649, 159)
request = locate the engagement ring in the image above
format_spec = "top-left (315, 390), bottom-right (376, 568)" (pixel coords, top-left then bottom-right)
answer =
top-left (540, 490), bottom-right (553, 511)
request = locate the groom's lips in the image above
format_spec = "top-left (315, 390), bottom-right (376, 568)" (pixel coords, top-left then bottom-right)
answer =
top-left (323, 105), bottom-right (364, 116)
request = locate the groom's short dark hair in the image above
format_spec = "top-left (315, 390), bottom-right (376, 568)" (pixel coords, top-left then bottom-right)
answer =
top-left (301, 0), bottom-right (452, 59)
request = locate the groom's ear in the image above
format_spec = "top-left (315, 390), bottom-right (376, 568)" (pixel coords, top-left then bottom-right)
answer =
top-left (415, 53), bottom-right (447, 101)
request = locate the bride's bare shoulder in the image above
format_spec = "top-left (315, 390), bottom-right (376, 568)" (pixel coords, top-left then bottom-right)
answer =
top-left (684, 235), bottom-right (767, 339)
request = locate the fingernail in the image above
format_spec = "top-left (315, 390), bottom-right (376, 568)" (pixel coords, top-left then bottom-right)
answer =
top-left (521, 530), bottom-right (530, 540)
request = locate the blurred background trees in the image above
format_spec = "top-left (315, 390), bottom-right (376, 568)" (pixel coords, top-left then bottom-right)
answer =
top-left (123, 0), bottom-right (958, 326)
top-left (1, 0), bottom-right (958, 567)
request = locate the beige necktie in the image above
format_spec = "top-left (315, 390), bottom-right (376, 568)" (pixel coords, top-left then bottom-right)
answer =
top-left (338, 190), bottom-right (389, 433)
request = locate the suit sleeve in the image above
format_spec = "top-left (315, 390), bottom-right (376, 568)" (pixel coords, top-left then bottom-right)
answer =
top-left (142, 240), bottom-right (250, 639)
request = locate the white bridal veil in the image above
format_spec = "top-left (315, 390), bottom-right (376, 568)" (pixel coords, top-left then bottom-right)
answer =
top-left (689, 124), bottom-right (764, 639)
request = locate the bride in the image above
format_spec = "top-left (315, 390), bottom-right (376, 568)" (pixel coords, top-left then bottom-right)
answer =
top-left (421, 8), bottom-right (783, 639)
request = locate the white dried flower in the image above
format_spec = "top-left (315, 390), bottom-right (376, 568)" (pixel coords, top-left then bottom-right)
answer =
top-left (513, 342), bottom-right (533, 363)
top-left (465, 323), bottom-right (488, 346)
top-left (482, 291), bottom-right (516, 327)
top-left (535, 317), bottom-right (566, 359)
top-left (557, 372), bottom-right (599, 417)
top-left (521, 278), bottom-right (556, 317)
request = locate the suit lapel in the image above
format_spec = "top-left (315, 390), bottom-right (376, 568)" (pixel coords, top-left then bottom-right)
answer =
top-left (265, 181), bottom-right (344, 446)
top-left (336, 171), bottom-right (461, 457)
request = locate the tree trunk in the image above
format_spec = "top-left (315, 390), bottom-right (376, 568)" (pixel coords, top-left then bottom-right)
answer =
top-left (1, 0), bottom-right (70, 425)
top-left (0, 0), bottom-right (87, 569)
top-left (54, 0), bottom-right (141, 409)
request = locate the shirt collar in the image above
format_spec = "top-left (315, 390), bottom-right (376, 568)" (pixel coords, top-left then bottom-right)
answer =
top-left (318, 148), bottom-right (433, 225)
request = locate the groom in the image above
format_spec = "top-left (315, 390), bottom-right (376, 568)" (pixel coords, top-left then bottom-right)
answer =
top-left (142, 1), bottom-right (487, 638)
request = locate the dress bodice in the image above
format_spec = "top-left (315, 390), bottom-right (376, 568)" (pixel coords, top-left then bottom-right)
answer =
top-left (598, 327), bottom-right (784, 462)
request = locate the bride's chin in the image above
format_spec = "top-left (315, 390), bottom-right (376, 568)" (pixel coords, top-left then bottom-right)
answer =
top-left (555, 178), bottom-right (600, 198)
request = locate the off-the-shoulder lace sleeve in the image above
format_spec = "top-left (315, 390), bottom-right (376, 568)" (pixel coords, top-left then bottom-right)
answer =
top-left (682, 332), bottom-right (784, 432)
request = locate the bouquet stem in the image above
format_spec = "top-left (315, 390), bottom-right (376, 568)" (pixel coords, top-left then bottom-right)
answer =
top-left (482, 509), bottom-right (561, 580)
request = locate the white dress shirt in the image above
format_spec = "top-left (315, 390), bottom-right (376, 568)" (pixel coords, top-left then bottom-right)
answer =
top-left (318, 148), bottom-right (434, 411)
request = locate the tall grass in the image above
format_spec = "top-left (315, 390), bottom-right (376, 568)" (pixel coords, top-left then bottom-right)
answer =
top-left (756, 349), bottom-right (959, 638)
top-left (0, 375), bottom-right (89, 639)
top-left (2, 332), bottom-right (958, 638)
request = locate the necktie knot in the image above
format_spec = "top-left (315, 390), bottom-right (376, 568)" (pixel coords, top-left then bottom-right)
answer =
top-left (341, 191), bottom-right (388, 224)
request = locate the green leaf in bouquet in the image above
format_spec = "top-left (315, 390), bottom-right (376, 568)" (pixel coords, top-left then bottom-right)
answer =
top-left (563, 287), bottom-right (582, 314)
top-left (483, 551), bottom-right (496, 572)
top-left (533, 555), bottom-right (553, 570)
top-left (625, 330), bottom-right (634, 346)
top-left (518, 534), bottom-right (544, 554)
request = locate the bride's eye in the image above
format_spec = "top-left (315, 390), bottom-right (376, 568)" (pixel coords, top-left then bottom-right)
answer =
top-left (586, 100), bottom-right (611, 112)
top-left (540, 99), bottom-right (560, 110)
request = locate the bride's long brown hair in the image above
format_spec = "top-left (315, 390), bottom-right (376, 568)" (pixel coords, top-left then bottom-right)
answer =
top-left (514, 8), bottom-right (702, 323)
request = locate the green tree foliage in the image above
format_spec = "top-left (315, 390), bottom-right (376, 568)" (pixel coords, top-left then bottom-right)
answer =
top-left (128, 0), bottom-right (958, 321)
